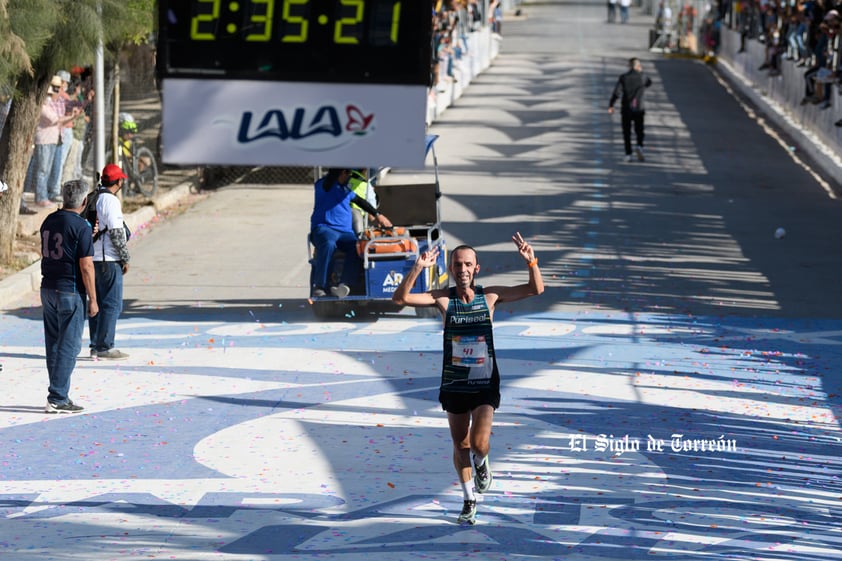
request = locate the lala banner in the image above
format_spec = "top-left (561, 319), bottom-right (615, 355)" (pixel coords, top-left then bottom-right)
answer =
top-left (161, 78), bottom-right (428, 169)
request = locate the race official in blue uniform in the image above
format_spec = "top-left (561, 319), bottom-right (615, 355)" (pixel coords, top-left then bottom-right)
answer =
top-left (392, 232), bottom-right (544, 523)
top-left (310, 168), bottom-right (392, 298)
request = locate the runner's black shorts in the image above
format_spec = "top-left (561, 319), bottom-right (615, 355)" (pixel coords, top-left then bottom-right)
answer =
top-left (439, 389), bottom-right (500, 414)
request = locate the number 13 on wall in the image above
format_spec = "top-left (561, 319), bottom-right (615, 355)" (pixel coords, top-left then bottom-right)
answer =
top-left (190, 0), bottom-right (402, 45)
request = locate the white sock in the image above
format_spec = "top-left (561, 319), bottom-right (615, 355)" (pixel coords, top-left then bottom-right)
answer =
top-left (460, 480), bottom-right (475, 501)
top-left (473, 454), bottom-right (486, 469)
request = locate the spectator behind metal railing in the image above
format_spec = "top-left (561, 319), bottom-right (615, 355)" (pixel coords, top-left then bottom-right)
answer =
top-left (757, 4), bottom-right (784, 76)
top-left (489, 0), bottom-right (502, 34)
top-left (433, 0), bottom-right (470, 92)
top-left (800, 10), bottom-right (840, 109)
top-left (785, 6), bottom-right (810, 64)
top-left (725, 0), bottom-right (842, 116)
top-left (803, 0), bottom-right (830, 66)
top-left (738, 0), bottom-right (760, 53)
top-left (468, 0), bottom-right (484, 31)
top-left (700, 12), bottom-right (722, 56)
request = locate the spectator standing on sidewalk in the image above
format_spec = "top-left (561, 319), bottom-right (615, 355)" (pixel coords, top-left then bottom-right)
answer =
top-left (655, 1), bottom-right (674, 49)
top-left (25, 76), bottom-right (80, 207)
top-left (61, 79), bottom-right (92, 183)
top-left (608, 57), bottom-right (653, 163)
top-left (58, 74), bottom-right (94, 183)
top-left (87, 164), bottom-right (132, 360)
top-left (608, 0), bottom-right (618, 23)
top-left (620, 0), bottom-right (632, 23)
top-left (391, 234), bottom-right (544, 524)
top-left (50, 70), bottom-right (75, 191)
top-left (40, 179), bottom-right (98, 414)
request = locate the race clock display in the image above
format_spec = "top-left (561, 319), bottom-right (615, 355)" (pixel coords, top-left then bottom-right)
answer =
top-left (158, 0), bottom-right (433, 85)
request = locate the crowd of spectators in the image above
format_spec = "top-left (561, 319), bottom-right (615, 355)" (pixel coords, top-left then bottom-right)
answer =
top-left (722, 0), bottom-right (842, 122)
top-left (1, 66), bottom-right (96, 215)
top-left (431, 0), bottom-right (500, 91)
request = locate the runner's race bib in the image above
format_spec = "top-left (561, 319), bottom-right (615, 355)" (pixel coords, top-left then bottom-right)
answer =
top-left (451, 335), bottom-right (492, 381)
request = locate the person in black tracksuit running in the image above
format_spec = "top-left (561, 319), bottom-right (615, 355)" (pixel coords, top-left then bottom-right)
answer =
top-left (608, 57), bottom-right (653, 162)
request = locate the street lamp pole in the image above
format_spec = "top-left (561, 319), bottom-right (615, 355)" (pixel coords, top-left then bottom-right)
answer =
top-left (94, 1), bottom-right (105, 179)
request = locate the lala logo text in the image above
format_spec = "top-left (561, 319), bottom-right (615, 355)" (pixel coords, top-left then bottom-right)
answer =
top-left (237, 104), bottom-right (375, 151)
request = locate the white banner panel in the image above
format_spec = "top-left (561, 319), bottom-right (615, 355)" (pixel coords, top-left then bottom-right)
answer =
top-left (161, 79), bottom-right (428, 169)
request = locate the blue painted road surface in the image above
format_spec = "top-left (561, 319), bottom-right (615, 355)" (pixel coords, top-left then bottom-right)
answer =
top-left (2, 308), bottom-right (841, 560)
top-left (3, 2), bottom-right (842, 560)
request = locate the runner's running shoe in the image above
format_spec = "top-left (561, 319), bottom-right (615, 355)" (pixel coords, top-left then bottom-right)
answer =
top-left (457, 499), bottom-right (477, 524)
top-left (474, 459), bottom-right (493, 494)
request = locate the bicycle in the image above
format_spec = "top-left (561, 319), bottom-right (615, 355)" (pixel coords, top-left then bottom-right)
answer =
top-left (106, 116), bottom-right (158, 198)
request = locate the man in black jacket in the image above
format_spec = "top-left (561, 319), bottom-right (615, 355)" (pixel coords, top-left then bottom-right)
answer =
top-left (608, 58), bottom-right (653, 162)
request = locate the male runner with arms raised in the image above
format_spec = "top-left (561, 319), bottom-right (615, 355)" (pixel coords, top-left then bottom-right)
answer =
top-left (393, 232), bottom-right (544, 523)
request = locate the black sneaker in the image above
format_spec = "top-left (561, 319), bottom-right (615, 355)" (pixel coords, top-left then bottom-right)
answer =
top-left (474, 459), bottom-right (493, 494)
top-left (45, 400), bottom-right (84, 414)
top-left (457, 499), bottom-right (477, 524)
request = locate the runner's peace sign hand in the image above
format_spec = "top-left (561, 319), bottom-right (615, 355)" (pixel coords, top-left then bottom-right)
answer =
top-left (416, 247), bottom-right (440, 269)
top-left (512, 232), bottom-right (536, 263)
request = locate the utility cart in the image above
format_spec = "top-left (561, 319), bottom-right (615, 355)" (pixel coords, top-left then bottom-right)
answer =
top-left (309, 135), bottom-right (448, 319)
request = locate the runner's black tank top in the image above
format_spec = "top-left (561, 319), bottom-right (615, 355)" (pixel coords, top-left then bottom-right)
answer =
top-left (441, 286), bottom-right (500, 394)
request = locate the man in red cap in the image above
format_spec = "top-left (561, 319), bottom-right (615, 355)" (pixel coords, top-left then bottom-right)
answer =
top-left (87, 163), bottom-right (131, 360)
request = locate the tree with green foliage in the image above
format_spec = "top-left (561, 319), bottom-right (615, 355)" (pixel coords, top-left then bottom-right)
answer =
top-left (0, 0), bottom-right (154, 264)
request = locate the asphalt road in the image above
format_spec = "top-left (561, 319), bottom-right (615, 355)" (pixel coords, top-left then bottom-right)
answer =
top-left (115, 4), bottom-right (842, 321)
top-left (2, 3), bottom-right (842, 560)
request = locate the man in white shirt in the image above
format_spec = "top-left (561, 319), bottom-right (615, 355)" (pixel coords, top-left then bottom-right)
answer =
top-left (88, 163), bottom-right (131, 360)
top-left (620, 0), bottom-right (632, 23)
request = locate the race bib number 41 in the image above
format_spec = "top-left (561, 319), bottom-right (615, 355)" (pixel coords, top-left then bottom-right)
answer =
top-left (451, 335), bottom-right (488, 367)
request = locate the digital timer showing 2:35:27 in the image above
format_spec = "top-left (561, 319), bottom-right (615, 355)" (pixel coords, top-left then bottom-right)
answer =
top-left (187, 0), bottom-right (404, 45)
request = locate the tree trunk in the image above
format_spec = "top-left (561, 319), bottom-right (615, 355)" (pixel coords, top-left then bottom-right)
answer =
top-left (0, 72), bottom-right (44, 264)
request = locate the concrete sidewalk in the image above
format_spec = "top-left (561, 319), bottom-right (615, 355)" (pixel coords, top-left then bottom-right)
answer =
top-left (0, 179), bottom-right (195, 310)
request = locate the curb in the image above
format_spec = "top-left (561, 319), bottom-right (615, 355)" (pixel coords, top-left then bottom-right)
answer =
top-left (0, 260), bottom-right (40, 309)
top-left (0, 180), bottom-right (196, 310)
